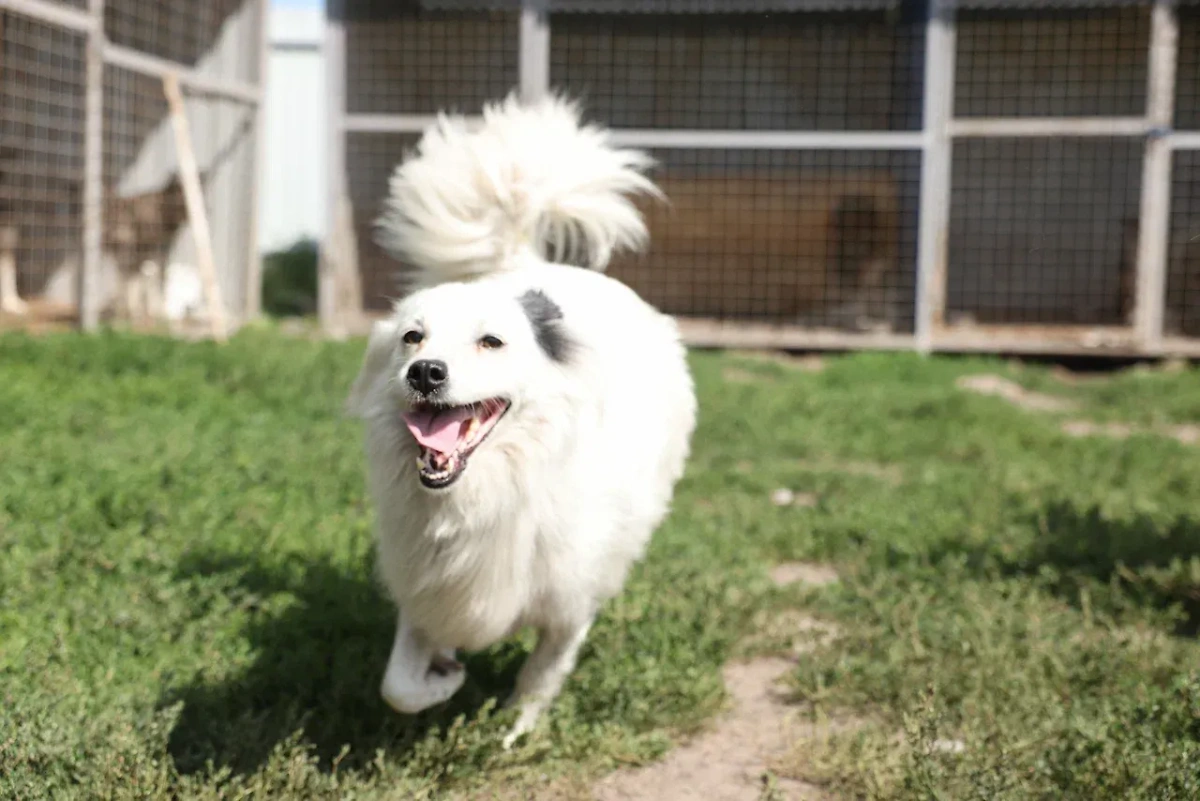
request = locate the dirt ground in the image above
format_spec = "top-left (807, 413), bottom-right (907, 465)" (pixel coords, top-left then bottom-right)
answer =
top-left (578, 562), bottom-right (842, 801)
top-left (958, 371), bottom-right (1200, 445)
top-left (591, 657), bottom-right (827, 801)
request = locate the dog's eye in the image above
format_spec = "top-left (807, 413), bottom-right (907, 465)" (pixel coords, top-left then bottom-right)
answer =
top-left (479, 335), bottom-right (504, 350)
top-left (402, 330), bottom-right (424, 345)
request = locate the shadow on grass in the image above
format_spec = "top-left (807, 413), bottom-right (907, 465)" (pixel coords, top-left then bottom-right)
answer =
top-left (161, 553), bottom-right (527, 777)
top-left (1023, 501), bottom-right (1200, 634)
top-left (935, 501), bottom-right (1200, 635)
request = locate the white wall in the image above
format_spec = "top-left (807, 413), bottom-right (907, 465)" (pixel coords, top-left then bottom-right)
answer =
top-left (259, 5), bottom-right (325, 253)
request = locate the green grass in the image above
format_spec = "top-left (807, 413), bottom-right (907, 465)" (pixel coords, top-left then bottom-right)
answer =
top-left (2, 330), bottom-right (1199, 799)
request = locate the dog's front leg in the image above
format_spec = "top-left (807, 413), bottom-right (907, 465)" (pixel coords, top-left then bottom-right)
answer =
top-left (380, 609), bottom-right (465, 714)
top-left (502, 618), bottom-right (593, 749)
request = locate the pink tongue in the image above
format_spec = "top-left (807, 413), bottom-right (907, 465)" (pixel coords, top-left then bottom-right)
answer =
top-left (402, 407), bottom-right (474, 455)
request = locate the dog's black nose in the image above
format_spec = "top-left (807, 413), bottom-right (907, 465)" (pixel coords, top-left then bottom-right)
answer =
top-left (407, 359), bottom-right (448, 395)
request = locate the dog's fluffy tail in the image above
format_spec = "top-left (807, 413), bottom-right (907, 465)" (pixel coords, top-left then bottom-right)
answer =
top-left (376, 94), bottom-right (660, 289)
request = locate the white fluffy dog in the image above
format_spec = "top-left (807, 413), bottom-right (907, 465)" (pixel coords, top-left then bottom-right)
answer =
top-left (345, 95), bottom-right (697, 747)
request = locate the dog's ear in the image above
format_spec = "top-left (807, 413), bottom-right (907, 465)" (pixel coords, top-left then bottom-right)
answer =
top-left (345, 318), bottom-right (399, 418)
top-left (519, 289), bottom-right (572, 363)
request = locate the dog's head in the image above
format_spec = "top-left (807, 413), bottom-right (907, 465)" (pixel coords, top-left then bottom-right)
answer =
top-left (347, 280), bottom-right (576, 491)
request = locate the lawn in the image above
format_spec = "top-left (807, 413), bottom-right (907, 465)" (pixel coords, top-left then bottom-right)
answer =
top-left (2, 329), bottom-right (1199, 800)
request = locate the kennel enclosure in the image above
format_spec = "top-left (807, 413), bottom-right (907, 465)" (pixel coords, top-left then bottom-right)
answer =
top-left (0, 0), bottom-right (266, 331)
top-left (323, 0), bottom-right (1200, 357)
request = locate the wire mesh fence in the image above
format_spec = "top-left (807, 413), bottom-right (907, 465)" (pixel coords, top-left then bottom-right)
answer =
top-left (0, 13), bottom-right (85, 316)
top-left (1180, 4), bottom-right (1200, 130)
top-left (0, 0), bottom-right (264, 332)
top-left (1167, 150), bottom-right (1200, 338)
top-left (345, 0), bottom-right (517, 116)
top-left (946, 137), bottom-right (1143, 328)
top-left (549, 9), bottom-right (925, 131)
top-left (345, 131), bottom-right (420, 310)
top-left (107, 0), bottom-right (246, 75)
top-left (330, 0), bottom-right (1200, 356)
top-left (954, 5), bottom-right (1150, 119)
top-left (607, 148), bottom-right (919, 332)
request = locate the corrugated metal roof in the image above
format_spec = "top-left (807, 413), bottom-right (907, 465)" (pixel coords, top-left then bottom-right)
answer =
top-left (952, 0), bottom-right (1151, 8)
top-left (417, 0), bottom-right (1200, 10)
top-left (418, 0), bottom-right (899, 12)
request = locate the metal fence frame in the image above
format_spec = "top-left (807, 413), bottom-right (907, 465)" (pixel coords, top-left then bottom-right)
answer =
top-left (0, 0), bottom-right (268, 330)
top-left (324, 0), bottom-right (1200, 357)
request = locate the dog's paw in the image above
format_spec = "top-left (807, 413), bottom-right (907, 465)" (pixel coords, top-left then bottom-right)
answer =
top-left (381, 654), bottom-right (466, 714)
top-left (500, 698), bottom-right (546, 750)
top-left (500, 718), bottom-right (531, 750)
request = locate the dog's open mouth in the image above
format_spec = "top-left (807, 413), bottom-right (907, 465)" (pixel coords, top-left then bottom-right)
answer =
top-left (401, 399), bottom-right (510, 489)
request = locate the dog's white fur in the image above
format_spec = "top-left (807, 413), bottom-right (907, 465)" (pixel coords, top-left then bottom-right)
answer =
top-left (346, 95), bottom-right (696, 747)
top-left (376, 94), bottom-right (660, 290)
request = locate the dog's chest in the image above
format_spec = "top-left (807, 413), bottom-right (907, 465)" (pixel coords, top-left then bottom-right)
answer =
top-left (379, 511), bottom-right (537, 650)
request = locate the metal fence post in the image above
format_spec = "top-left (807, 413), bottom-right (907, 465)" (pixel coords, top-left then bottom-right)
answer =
top-left (915, 0), bottom-right (955, 354)
top-left (320, 0), bottom-right (348, 335)
top-left (1135, 0), bottom-right (1178, 351)
top-left (80, 0), bottom-right (104, 330)
top-left (519, 0), bottom-right (549, 102)
top-left (244, 0), bottom-right (270, 322)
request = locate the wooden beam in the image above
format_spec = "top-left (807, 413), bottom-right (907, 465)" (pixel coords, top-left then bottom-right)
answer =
top-left (163, 73), bottom-right (228, 342)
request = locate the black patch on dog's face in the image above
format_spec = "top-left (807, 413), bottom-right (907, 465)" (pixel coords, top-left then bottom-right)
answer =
top-left (518, 289), bottom-right (571, 363)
